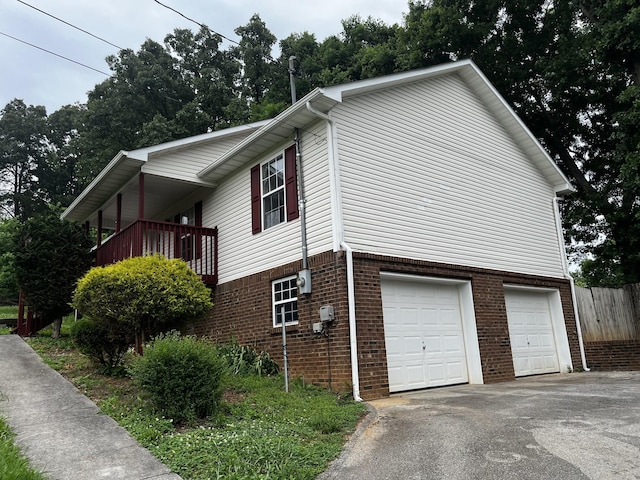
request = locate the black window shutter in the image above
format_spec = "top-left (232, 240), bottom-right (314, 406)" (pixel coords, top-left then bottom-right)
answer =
top-left (285, 144), bottom-right (299, 221)
top-left (251, 164), bottom-right (262, 234)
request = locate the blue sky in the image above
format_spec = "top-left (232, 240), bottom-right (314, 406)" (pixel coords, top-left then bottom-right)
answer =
top-left (0, 0), bottom-right (410, 113)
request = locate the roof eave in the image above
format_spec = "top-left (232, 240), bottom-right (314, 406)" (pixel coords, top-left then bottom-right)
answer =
top-left (197, 89), bottom-right (332, 179)
top-left (61, 151), bottom-right (144, 222)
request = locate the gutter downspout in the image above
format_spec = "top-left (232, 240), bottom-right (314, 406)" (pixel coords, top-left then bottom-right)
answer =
top-left (553, 196), bottom-right (590, 372)
top-left (306, 101), bottom-right (362, 401)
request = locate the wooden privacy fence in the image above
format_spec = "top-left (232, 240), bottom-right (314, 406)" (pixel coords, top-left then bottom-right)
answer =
top-left (575, 283), bottom-right (640, 342)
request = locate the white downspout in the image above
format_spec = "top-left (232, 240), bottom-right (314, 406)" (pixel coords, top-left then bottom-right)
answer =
top-left (341, 241), bottom-right (362, 401)
top-left (553, 196), bottom-right (590, 371)
top-left (306, 101), bottom-right (362, 401)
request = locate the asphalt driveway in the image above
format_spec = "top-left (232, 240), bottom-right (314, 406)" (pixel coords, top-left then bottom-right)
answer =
top-left (320, 372), bottom-right (640, 480)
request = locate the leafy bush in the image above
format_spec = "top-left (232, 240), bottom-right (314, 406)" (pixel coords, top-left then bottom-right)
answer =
top-left (129, 332), bottom-right (226, 423)
top-left (73, 255), bottom-right (213, 349)
top-left (70, 318), bottom-right (134, 374)
top-left (216, 339), bottom-right (279, 376)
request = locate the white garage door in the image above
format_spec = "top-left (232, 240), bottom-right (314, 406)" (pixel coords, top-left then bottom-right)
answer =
top-left (505, 289), bottom-right (560, 377)
top-left (381, 278), bottom-right (469, 392)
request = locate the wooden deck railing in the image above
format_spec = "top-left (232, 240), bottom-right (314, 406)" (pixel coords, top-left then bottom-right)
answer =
top-left (95, 219), bottom-right (218, 285)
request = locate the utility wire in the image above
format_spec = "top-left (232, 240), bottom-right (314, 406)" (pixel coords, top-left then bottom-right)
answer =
top-left (17, 0), bottom-right (123, 50)
top-left (0, 31), bottom-right (110, 76)
top-left (152, 0), bottom-right (240, 45)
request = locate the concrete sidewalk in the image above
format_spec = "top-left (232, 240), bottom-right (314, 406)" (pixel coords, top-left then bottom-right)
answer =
top-left (0, 335), bottom-right (181, 480)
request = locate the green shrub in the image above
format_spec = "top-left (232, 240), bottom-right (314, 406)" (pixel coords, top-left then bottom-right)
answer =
top-left (70, 318), bottom-right (134, 374)
top-left (73, 255), bottom-right (213, 348)
top-left (216, 339), bottom-right (279, 376)
top-left (129, 332), bottom-right (226, 423)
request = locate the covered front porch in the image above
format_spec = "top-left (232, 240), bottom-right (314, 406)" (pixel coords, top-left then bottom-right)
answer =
top-left (62, 149), bottom-right (219, 285)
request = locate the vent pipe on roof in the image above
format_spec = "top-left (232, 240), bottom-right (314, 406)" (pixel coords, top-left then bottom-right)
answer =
top-left (288, 56), bottom-right (297, 105)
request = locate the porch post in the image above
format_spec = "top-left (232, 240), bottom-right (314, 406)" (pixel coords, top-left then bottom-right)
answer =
top-left (116, 193), bottom-right (122, 233)
top-left (83, 221), bottom-right (90, 236)
top-left (97, 210), bottom-right (103, 247)
top-left (138, 172), bottom-right (145, 219)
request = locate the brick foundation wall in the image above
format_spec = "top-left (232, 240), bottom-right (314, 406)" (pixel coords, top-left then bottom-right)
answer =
top-left (193, 250), bottom-right (582, 401)
top-left (584, 341), bottom-right (640, 371)
top-left (192, 250), bottom-right (353, 394)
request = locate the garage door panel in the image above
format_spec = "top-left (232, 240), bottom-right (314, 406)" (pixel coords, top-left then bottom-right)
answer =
top-left (424, 336), bottom-right (441, 354)
top-left (506, 290), bottom-right (560, 377)
top-left (439, 309), bottom-right (460, 327)
top-left (421, 309), bottom-right (438, 326)
top-left (426, 363), bottom-right (445, 383)
top-left (445, 361), bottom-right (466, 383)
top-left (382, 278), bottom-right (469, 392)
top-left (387, 366), bottom-right (403, 391)
top-left (401, 308), bottom-right (419, 326)
top-left (385, 336), bottom-right (402, 357)
top-left (406, 365), bottom-right (426, 384)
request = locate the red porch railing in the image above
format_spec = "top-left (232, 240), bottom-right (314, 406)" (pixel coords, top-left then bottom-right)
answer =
top-left (95, 219), bottom-right (218, 285)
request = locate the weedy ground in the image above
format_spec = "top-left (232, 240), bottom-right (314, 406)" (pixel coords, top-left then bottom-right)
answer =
top-left (17, 317), bottom-right (366, 480)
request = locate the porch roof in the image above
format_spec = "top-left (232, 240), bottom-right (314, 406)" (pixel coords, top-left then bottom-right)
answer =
top-left (62, 122), bottom-right (268, 226)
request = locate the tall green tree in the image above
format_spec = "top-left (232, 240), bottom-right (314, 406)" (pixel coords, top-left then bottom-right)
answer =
top-left (38, 104), bottom-right (87, 207)
top-left (77, 39), bottom-right (194, 180)
top-left (13, 207), bottom-right (93, 337)
top-left (399, 0), bottom-right (640, 286)
top-left (0, 100), bottom-right (48, 220)
top-left (164, 25), bottom-right (243, 131)
top-left (232, 14), bottom-right (277, 120)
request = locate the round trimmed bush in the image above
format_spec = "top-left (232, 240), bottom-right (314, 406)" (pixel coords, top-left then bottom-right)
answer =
top-left (128, 332), bottom-right (226, 423)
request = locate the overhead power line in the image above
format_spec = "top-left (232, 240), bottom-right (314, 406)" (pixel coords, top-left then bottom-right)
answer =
top-left (17, 0), bottom-right (124, 50)
top-left (0, 31), bottom-right (110, 76)
top-left (152, 0), bottom-right (240, 45)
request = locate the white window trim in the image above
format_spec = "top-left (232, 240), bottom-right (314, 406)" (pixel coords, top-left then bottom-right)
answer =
top-left (272, 275), bottom-right (299, 328)
top-left (261, 152), bottom-right (286, 230)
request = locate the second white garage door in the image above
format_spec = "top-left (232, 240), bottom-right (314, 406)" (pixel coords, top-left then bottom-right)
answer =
top-left (505, 289), bottom-right (560, 377)
top-left (382, 278), bottom-right (469, 392)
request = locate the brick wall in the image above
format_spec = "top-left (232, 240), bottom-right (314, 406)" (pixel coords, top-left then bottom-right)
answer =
top-left (193, 250), bottom-right (353, 394)
top-left (351, 253), bottom-right (582, 400)
top-left (193, 250), bottom-right (582, 401)
top-left (584, 341), bottom-right (640, 371)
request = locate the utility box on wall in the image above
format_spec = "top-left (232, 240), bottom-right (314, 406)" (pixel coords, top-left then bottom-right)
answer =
top-left (319, 305), bottom-right (334, 323)
top-left (297, 269), bottom-right (312, 294)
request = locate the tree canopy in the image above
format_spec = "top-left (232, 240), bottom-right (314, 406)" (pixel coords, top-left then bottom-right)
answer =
top-left (1, 4), bottom-right (638, 286)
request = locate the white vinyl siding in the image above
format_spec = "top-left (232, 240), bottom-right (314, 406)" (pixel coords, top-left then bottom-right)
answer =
top-left (142, 132), bottom-right (255, 183)
top-left (333, 75), bottom-right (565, 278)
top-left (202, 122), bottom-right (333, 283)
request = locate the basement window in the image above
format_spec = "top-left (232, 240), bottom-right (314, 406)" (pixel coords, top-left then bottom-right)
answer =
top-left (272, 276), bottom-right (298, 327)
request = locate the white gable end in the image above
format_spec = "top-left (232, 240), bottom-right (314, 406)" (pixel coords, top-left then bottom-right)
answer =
top-left (333, 74), bottom-right (566, 278)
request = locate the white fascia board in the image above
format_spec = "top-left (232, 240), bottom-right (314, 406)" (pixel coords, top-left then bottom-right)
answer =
top-left (321, 59), bottom-right (477, 102)
top-left (126, 121), bottom-right (271, 161)
top-left (61, 151), bottom-right (144, 221)
top-left (197, 89), bottom-right (327, 179)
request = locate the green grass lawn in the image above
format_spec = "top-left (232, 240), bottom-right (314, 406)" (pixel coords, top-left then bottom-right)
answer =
top-left (0, 417), bottom-right (47, 480)
top-left (0, 305), bottom-right (18, 319)
top-left (26, 325), bottom-right (367, 480)
top-left (0, 305), bottom-right (19, 334)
